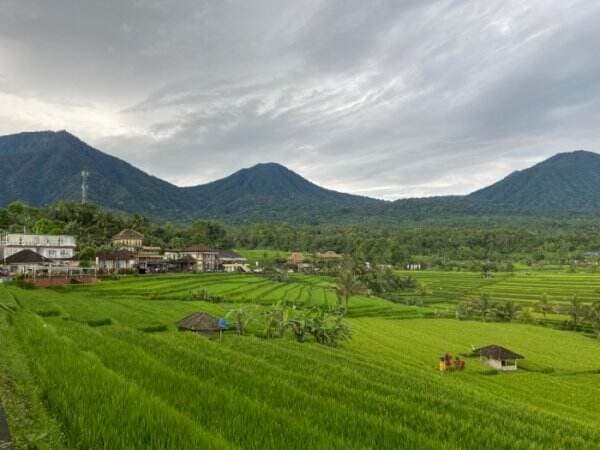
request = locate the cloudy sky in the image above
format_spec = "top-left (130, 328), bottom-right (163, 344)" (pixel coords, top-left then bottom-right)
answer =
top-left (1, 0), bottom-right (599, 199)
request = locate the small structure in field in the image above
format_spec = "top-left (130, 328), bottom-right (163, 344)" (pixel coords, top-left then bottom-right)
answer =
top-left (473, 345), bottom-right (524, 371)
top-left (178, 312), bottom-right (223, 337)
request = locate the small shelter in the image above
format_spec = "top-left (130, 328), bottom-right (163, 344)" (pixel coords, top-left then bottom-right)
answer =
top-left (178, 312), bottom-right (223, 336)
top-left (473, 345), bottom-right (524, 371)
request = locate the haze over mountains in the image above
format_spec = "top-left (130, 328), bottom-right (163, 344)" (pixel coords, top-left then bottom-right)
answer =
top-left (1, 130), bottom-right (599, 224)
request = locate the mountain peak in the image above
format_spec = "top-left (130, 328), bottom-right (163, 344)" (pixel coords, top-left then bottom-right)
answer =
top-left (469, 150), bottom-right (600, 212)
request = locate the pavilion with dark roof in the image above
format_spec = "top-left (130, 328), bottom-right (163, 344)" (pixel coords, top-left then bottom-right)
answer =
top-left (473, 345), bottom-right (524, 371)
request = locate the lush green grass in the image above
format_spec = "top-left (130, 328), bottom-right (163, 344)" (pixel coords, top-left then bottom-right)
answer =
top-left (399, 270), bottom-right (600, 306)
top-left (1, 274), bottom-right (600, 449)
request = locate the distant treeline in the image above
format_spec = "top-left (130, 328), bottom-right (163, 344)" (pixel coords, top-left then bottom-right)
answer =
top-left (3, 201), bottom-right (600, 269)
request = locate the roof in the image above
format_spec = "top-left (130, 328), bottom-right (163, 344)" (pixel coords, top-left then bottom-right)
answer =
top-left (183, 245), bottom-right (217, 253)
top-left (473, 345), bottom-right (524, 360)
top-left (5, 249), bottom-right (53, 264)
top-left (178, 312), bottom-right (221, 332)
top-left (178, 255), bottom-right (197, 263)
top-left (288, 252), bottom-right (305, 261)
top-left (96, 250), bottom-right (135, 260)
top-left (218, 250), bottom-right (246, 260)
top-left (112, 229), bottom-right (144, 240)
top-left (316, 251), bottom-right (343, 259)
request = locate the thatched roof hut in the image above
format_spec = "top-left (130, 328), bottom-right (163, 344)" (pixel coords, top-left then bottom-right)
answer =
top-left (473, 345), bottom-right (524, 371)
top-left (178, 312), bottom-right (221, 334)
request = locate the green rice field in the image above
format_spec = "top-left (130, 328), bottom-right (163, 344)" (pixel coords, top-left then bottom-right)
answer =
top-left (397, 270), bottom-right (600, 306)
top-left (1, 272), bottom-right (600, 449)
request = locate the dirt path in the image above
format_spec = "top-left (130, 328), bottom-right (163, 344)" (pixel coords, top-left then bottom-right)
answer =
top-left (0, 405), bottom-right (12, 450)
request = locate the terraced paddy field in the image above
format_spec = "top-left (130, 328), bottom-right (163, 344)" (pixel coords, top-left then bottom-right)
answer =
top-left (398, 270), bottom-right (600, 306)
top-left (1, 274), bottom-right (600, 449)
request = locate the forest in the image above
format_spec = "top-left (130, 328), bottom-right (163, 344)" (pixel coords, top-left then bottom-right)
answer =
top-left (2, 201), bottom-right (600, 270)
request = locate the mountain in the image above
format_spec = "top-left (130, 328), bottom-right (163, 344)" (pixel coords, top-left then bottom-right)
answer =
top-left (185, 163), bottom-right (386, 223)
top-left (0, 131), bottom-right (385, 223)
top-left (469, 150), bottom-right (600, 213)
top-left (0, 131), bottom-right (193, 219)
top-left (2, 130), bottom-right (600, 223)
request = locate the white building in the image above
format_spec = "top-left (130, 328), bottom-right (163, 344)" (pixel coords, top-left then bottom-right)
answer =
top-left (0, 233), bottom-right (76, 262)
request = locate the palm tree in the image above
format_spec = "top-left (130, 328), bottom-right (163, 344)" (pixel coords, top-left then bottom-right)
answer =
top-left (335, 268), bottom-right (363, 314)
top-left (474, 294), bottom-right (491, 321)
top-left (568, 295), bottom-right (586, 330)
top-left (416, 282), bottom-right (432, 297)
top-left (535, 294), bottom-right (554, 319)
top-left (496, 301), bottom-right (520, 322)
top-left (588, 301), bottom-right (600, 338)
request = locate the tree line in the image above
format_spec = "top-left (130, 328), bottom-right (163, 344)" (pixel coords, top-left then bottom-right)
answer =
top-left (5, 201), bottom-right (600, 268)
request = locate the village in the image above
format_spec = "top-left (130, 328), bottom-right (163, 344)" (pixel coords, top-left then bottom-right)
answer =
top-left (0, 229), bottom-right (347, 284)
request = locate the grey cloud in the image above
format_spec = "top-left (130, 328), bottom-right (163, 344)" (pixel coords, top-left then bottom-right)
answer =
top-left (1, 0), bottom-right (598, 199)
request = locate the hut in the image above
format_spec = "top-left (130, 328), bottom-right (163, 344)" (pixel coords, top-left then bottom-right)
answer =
top-left (178, 312), bottom-right (223, 336)
top-left (473, 345), bottom-right (524, 371)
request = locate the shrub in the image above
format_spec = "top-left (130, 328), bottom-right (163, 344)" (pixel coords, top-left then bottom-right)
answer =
top-left (36, 309), bottom-right (61, 317)
top-left (86, 318), bottom-right (112, 327)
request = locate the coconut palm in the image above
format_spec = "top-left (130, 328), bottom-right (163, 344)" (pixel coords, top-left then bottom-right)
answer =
top-left (588, 301), bottom-right (600, 338)
top-left (567, 295), bottom-right (586, 330)
top-left (474, 294), bottom-right (492, 321)
top-left (535, 294), bottom-right (554, 319)
top-left (335, 268), bottom-right (363, 313)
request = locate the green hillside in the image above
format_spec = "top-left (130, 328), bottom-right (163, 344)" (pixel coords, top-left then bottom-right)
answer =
top-left (2, 274), bottom-right (600, 449)
top-left (470, 151), bottom-right (600, 213)
top-left (3, 131), bottom-right (600, 224)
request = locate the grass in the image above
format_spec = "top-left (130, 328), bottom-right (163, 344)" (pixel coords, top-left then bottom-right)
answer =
top-left (1, 272), bottom-right (600, 449)
top-left (398, 270), bottom-right (600, 308)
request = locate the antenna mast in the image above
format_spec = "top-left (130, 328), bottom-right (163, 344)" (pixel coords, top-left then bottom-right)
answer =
top-left (81, 171), bottom-right (90, 204)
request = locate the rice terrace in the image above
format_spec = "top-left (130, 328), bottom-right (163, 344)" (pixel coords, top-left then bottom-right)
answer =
top-left (3, 1), bottom-right (600, 449)
top-left (2, 268), bottom-right (600, 449)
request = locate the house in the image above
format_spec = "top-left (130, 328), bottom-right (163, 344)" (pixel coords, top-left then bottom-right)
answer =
top-left (0, 233), bottom-right (76, 261)
top-left (169, 255), bottom-right (197, 272)
top-left (218, 250), bottom-right (249, 272)
top-left (181, 245), bottom-right (219, 272)
top-left (163, 249), bottom-right (182, 261)
top-left (178, 312), bottom-right (226, 336)
top-left (315, 251), bottom-right (343, 262)
top-left (95, 250), bottom-right (136, 272)
top-left (287, 252), bottom-right (305, 265)
top-left (3, 249), bottom-right (53, 274)
top-left (111, 229), bottom-right (144, 251)
top-left (136, 246), bottom-right (165, 272)
top-left (473, 345), bottom-right (524, 371)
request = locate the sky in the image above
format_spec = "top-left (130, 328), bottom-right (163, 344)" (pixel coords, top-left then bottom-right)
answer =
top-left (1, 0), bottom-right (599, 199)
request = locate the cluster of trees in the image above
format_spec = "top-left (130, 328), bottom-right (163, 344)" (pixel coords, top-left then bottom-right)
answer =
top-left (6, 201), bottom-right (600, 269)
top-left (225, 302), bottom-right (351, 347)
top-left (457, 294), bottom-right (600, 338)
top-left (456, 296), bottom-right (524, 322)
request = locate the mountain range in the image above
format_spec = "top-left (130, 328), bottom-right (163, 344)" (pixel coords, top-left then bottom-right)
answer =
top-left (1, 130), bottom-right (600, 224)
